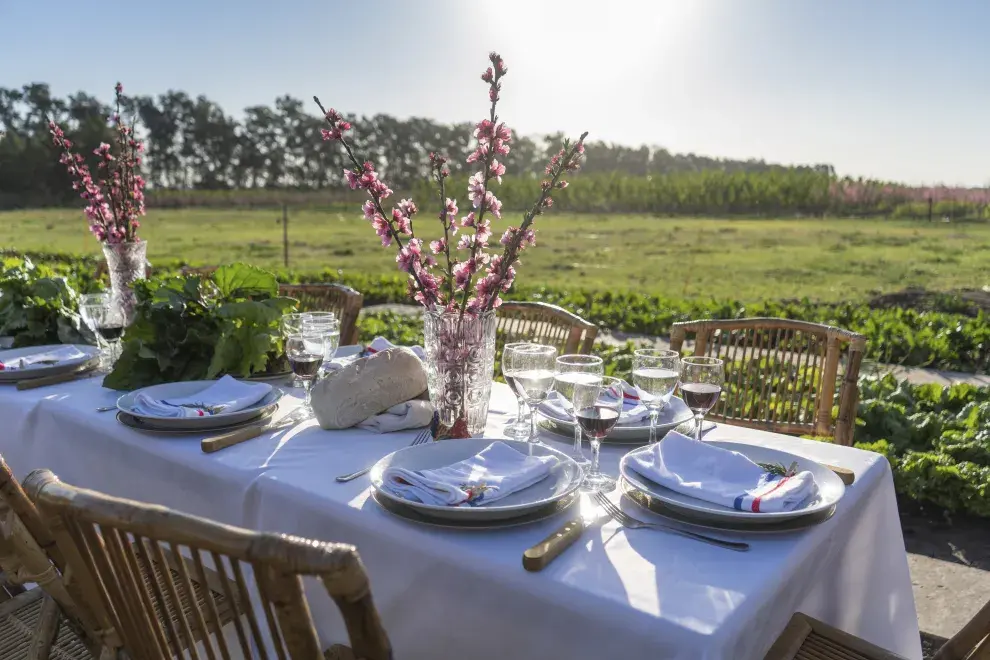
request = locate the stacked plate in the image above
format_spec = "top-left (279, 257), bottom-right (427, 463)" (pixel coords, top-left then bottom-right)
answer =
top-left (618, 441), bottom-right (846, 533)
top-left (539, 396), bottom-right (694, 444)
top-left (0, 344), bottom-right (101, 383)
top-left (115, 380), bottom-right (283, 434)
top-left (369, 438), bottom-right (583, 529)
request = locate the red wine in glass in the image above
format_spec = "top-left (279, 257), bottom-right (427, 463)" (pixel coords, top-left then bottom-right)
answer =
top-left (575, 406), bottom-right (621, 439)
top-left (288, 355), bottom-right (323, 379)
top-left (681, 382), bottom-right (722, 412)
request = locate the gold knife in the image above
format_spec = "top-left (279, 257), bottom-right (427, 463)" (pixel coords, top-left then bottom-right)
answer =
top-left (201, 403), bottom-right (301, 454)
top-left (523, 494), bottom-right (600, 572)
top-left (16, 364), bottom-right (99, 391)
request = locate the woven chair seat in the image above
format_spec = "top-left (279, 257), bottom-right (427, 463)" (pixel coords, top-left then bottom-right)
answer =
top-left (0, 589), bottom-right (92, 660)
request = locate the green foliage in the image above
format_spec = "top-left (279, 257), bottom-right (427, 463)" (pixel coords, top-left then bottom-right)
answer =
top-left (0, 257), bottom-right (91, 347)
top-left (103, 264), bottom-right (297, 390)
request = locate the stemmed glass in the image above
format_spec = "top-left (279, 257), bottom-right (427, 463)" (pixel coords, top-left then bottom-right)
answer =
top-left (285, 332), bottom-right (326, 421)
top-left (680, 356), bottom-right (724, 441)
top-left (574, 376), bottom-right (623, 493)
top-left (553, 354), bottom-right (604, 466)
top-left (504, 344), bottom-right (558, 444)
top-left (502, 342), bottom-right (536, 440)
top-left (281, 313), bottom-right (311, 387)
top-left (301, 312), bottom-right (340, 373)
top-left (632, 349), bottom-right (680, 444)
top-left (79, 293), bottom-right (125, 370)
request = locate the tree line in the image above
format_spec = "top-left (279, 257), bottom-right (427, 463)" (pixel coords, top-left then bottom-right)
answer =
top-left (0, 83), bottom-right (833, 206)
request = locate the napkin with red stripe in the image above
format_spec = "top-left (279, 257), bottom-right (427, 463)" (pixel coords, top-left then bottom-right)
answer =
top-left (625, 432), bottom-right (819, 513)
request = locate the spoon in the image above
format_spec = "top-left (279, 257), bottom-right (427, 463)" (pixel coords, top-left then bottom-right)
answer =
top-left (95, 406), bottom-right (116, 413)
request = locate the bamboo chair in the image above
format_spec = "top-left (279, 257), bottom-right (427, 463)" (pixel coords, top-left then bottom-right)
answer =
top-left (669, 318), bottom-right (866, 445)
top-left (23, 470), bottom-right (391, 660)
top-left (0, 458), bottom-right (107, 659)
top-left (278, 283), bottom-right (364, 346)
top-left (764, 608), bottom-right (990, 659)
top-left (496, 302), bottom-right (598, 355)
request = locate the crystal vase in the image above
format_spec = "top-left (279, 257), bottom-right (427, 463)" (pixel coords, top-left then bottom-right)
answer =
top-left (101, 240), bottom-right (147, 323)
top-left (423, 309), bottom-right (497, 439)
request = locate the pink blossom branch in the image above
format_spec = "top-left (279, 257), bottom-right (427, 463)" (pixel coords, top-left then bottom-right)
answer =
top-left (430, 153), bottom-right (456, 300)
top-left (482, 132), bottom-right (588, 311)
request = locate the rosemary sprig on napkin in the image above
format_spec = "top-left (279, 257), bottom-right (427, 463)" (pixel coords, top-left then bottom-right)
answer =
top-left (758, 461), bottom-right (799, 478)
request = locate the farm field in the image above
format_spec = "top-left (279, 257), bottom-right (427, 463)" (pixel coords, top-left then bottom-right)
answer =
top-left (2, 208), bottom-right (989, 301)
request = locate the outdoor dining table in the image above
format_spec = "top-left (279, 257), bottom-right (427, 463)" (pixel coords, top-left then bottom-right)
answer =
top-left (0, 375), bottom-right (922, 660)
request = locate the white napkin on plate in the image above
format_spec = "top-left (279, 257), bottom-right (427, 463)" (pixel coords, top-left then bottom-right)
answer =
top-left (358, 400), bottom-right (434, 433)
top-left (381, 441), bottom-right (556, 506)
top-left (131, 376), bottom-right (272, 418)
top-left (0, 346), bottom-right (87, 371)
top-left (541, 379), bottom-right (649, 426)
top-left (367, 336), bottom-right (426, 361)
top-left (626, 431), bottom-right (820, 513)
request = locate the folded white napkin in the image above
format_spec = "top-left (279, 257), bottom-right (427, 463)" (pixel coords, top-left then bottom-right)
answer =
top-left (626, 432), bottom-right (820, 513)
top-left (382, 441), bottom-right (556, 506)
top-left (0, 346), bottom-right (87, 371)
top-left (132, 376), bottom-right (272, 418)
top-left (541, 379), bottom-right (649, 426)
top-left (358, 400), bottom-right (435, 433)
top-left (367, 336), bottom-right (426, 361)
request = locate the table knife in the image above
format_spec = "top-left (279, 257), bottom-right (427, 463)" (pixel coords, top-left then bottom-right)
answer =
top-left (523, 495), bottom-right (600, 572)
top-left (15, 364), bottom-right (99, 391)
top-left (201, 404), bottom-right (300, 453)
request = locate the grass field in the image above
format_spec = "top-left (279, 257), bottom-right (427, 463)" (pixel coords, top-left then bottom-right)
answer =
top-left (3, 208), bottom-right (990, 301)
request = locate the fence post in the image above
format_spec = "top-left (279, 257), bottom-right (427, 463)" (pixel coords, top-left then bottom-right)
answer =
top-left (928, 196), bottom-right (933, 223)
top-left (282, 203), bottom-right (289, 267)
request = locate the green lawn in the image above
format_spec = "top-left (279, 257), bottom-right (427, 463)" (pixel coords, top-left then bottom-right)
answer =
top-left (3, 208), bottom-right (989, 301)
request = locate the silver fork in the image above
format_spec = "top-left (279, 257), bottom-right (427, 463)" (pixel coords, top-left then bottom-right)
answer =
top-left (335, 428), bottom-right (432, 482)
top-left (594, 492), bottom-right (750, 552)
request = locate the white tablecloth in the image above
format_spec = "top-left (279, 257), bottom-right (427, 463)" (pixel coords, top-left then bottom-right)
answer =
top-left (0, 377), bottom-right (921, 660)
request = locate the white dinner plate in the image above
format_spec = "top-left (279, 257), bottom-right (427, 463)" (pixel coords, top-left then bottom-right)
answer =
top-left (370, 438), bottom-right (583, 522)
top-left (0, 344), bottom-right (101, 382)
top-left (116, 380), bottom-right (283, 431)
top-left (619, 440), bottom-right (845, 524)
top-left (539, 396), bottom-right (694, 444)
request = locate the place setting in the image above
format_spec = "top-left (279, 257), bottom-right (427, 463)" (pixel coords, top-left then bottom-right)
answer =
top-left (0, 344), bottom-right (102, 390)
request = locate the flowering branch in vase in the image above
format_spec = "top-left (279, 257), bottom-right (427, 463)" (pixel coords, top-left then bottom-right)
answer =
top-left (315, 51), bottom-right (587, 317)
top-left (48, 83), bottom-right (146, 244)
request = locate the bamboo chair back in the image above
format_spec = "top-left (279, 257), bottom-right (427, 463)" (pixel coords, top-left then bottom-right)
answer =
top-left (278, 284), bottom-right (364, 346)
top-left (496, 302), bottom-right (598, 356)
top-left (669, 318), bottom-right (865, 445)
top-left (23, 471), bottom-right (392, 660)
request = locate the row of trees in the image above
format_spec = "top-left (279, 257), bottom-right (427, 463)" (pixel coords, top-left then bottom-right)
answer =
top-left (1, 82), bottom-right (985, 218)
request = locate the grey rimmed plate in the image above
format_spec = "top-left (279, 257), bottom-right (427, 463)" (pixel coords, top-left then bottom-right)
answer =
top-left (373, 491), bottom-right (579, 530)
top-left (538, 396), bottom-right (694, 444)
top-left (619, 440), bottom-right (845, 524)
top-left (619, 479), bottom-right (836, 533)
top-left (115, 405), bottom-right (277, 435)
top-left (0, 344), bottom-right (101, 382)
top-left (370, 438), bottom-right (583, 522)
top-left (116, 380), bottom-right (282, 431)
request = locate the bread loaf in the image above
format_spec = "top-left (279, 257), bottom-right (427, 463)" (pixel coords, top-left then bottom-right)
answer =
top-left (311, 347), bottom-right (429, 429)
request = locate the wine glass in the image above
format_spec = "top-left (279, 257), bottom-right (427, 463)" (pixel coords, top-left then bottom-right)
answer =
top-left (632, 349), bottom-right (680, 444)
top-left (502, 342), bottom-right (537, 440)
top-left (301, 312), bottom-right (340, 372)
top-left (574, 376), bottom-right (623, 493)
top-left (285, 332), bottom-right (326, 421)
top-left (281, 313), bottom-right (311, 387)
top-left (505, 344), bottom-right (558, 444)
top-left (79, 293), bottom-right (125, 370)
top-left (680, 356), bottom-right (724, 441)
top-left (553, 354), bottom-right (604, 466)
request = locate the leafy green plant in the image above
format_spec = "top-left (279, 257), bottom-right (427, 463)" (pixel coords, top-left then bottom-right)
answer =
top-left (103, 263), bottom-right (297, 390)
top-left (0, 257), bottom-right (91, 347)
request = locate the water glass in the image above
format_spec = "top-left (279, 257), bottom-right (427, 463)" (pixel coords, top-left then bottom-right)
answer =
top-left (501, 342), bottom-right (536, 439)
top-left (574, 376), bottom-right (622, 493)
top-left (680, 356), bottom-right (724, 440)
top-left (503, 344), bottom-right (558, 444)
top-left (632, 349), bottom-right (680, 444)
top-left (286, 332), bottom-right (326, 421)
top-left (301, 311), bottom-right (340, 367)
top-left (553, 354), bottom-right (603, 465)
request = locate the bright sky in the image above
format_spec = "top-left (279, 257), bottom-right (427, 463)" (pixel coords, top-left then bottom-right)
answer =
top-left (3, 0), bottom-right (988, 185)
